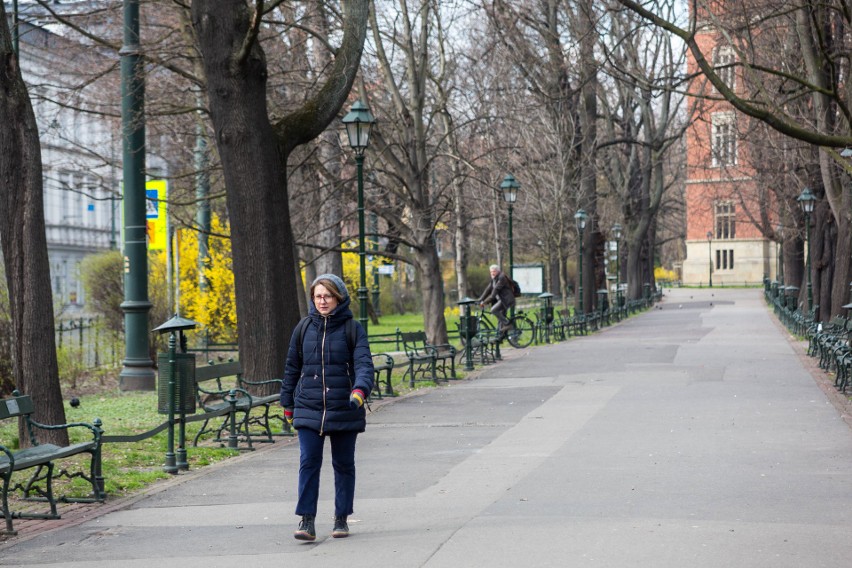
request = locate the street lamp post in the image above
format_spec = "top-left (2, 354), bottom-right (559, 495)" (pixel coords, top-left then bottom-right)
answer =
top-left (119, 0), bottom-right (155, 390)
top-left (612, 223), bottom-right (622, 307)
top-left (777, 224), bottom-right (784, 286)
top-left (575, 209), bottom-right (588, 314)
top-left (707, 230), bottom-right (713, 288)
top-left (342, 100), bottom-right (376, 333)
top-left (370, 212), bottom-right (380, 316)
top-left (500, 174), bottom-right (521, 316)
top-left (798, 187), bottom-right (816, 312)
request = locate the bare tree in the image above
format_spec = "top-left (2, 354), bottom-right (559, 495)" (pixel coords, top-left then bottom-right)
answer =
top-left (616, 0), bottom-right (852, 318)
top-left (191, 1), bottom-right (369, 382)
top-left (484, 0), bottom-right (604, 312)
top-left (0, 3), bottom-right (66, 444)
top-left (599, 2), bottom-right (689, 298)
top-left (364, 0), bottom-right (460, 343)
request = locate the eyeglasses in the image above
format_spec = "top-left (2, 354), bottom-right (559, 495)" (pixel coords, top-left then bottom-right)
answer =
top-left (313, 294), bottom-right (336, 303)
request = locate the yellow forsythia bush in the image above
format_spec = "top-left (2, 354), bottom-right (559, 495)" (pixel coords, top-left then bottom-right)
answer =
top-left (178, 215), bottom-right (238, 343)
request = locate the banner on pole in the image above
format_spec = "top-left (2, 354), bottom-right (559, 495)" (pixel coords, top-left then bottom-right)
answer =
top-left (146, 180), bottom-right (168, 250)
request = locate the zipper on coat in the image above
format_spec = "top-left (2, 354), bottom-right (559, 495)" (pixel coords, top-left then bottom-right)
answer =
top-left (319, 317), bottom-right (328, 435)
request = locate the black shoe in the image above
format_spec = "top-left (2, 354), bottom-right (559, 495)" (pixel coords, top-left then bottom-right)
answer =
top-left (295, 515), bottom-right (316, 541)
top-left (332, 515), bottom-right (349, 538)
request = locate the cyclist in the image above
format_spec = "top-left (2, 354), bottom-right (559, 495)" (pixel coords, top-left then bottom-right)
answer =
top-left (478, 264), bottom-right (515, 340)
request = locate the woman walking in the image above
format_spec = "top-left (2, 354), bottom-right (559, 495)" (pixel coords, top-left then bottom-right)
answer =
top-left (281, 274), bottom-right (374, 541)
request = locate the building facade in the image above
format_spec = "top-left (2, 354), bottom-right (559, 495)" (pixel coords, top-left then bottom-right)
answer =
top-left (681, 16), bottom-right (778, 286)
top-left (15, 14), bottom-right (121, 314)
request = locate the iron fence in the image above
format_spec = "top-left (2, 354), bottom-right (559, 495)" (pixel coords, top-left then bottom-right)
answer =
top-left (56, 317), bottom-right (120, 369)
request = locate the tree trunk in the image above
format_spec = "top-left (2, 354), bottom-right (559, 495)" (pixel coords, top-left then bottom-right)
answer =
top-left (192, 1), bottom-right (367, 387)
top-left (453, 178), bottom-right (470, 300)
top-left (0, 7), bottom-right (67, 445)
top-left (416, 242), bottom-right (448, 345)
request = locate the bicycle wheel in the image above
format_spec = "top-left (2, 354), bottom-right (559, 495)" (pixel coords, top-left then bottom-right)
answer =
top-left (507, 315), bottom-right (535, 348)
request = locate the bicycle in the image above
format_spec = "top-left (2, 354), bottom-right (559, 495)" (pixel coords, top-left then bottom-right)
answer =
top-left (462, 305), bottom-right (536, 349)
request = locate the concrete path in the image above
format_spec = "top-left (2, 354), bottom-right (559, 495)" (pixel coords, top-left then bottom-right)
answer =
top-left (2, 288), bottom-right (852, 567)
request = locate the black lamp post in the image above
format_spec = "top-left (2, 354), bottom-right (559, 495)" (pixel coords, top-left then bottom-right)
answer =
top-left (500, 174), bottom-right (521, 279)
top-left (119, 0), bottom-right (155, 390)
top-left (500, 174), bottom-right (521, 318)
top-left (706, 230), bottom-right (713, 288)
top-left (798, 187), bottom-right (816, 311)
top-left (612, 223), bottom-right (622, 306)
top-left (777, 223), bottom-right (784, 286)
top-left (575, 209), bottom-right (588, 313)
top-left (342, 100), bottom-right (376, 333)
top-left (370, 212), bottom-right (380, 316)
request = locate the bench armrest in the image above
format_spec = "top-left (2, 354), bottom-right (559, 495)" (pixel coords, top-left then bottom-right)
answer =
top-left (403, 344), bottom-right (426, 357)
top-left (238, 377), bottom-right (283, 389)
top-left (372, 353), bottom-right (394, 367)
top-left (27, 419), bottom-right (103, 445)
top-left (426, 343), bottom-right (455, 355)
top-left (0, 443), bottom-right (13, 464)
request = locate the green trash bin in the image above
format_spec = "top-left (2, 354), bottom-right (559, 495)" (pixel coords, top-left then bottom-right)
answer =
top-left (157, 353), bottom-right (196, 414)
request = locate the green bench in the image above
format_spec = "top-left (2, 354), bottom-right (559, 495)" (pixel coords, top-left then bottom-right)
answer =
top-left (371, 353), bottom-right (396, 398)
top-left (455, 319), bottom-right (500, 366)
top-left (401, 331), bottom-right (456, 387)
top-left (557, 309), bottom-right (587, 337)
top-left (1, 391), bottom-right (104, 535)
top-left (193, 361), bottom-right (291, 449)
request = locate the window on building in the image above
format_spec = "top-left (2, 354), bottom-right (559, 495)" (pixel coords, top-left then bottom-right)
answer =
top-left (58, 171), bottom-right (70, 223)
top-left (715, 201), bottom-right (736, 239)
top-left (711, 112), bottom-right (737, 166)
top-left (715, 249), bottom-right (735, 271)
top-left (714, 45), bottom-right (736, 91)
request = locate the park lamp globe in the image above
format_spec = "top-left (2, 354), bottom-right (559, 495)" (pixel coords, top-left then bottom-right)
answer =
top-left (342, 100), bottom-right (375, 156)
top-left (797, 187), bottom-right (816, 214)
top-left (500, 174), bottom-right (521, 204)
top-left (612, 223), bottom-right (622, 240)
top-left (574, 209), bottom-right (588, 234)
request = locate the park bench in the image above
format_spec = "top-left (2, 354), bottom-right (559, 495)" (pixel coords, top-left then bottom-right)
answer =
top-left (193, 361), bottom-right (290, 450)
top-left (371, 353), bottom-right (396, 398)
top-left (401, 331), bottom-right (456, 387)
top-left (1, 391), bottom-right (104, 535)
top-left (810, 315), bottom-right (846, 369)
top-left (557, 309), bottom-right (586, 338)
top-left (454, 319), bottom-right (500, 366)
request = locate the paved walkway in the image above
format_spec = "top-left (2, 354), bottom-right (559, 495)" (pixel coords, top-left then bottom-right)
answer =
top-left (2, 288), bottom-right (852, 567)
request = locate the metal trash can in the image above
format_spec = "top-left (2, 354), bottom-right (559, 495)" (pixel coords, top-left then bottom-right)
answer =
top-left (157, 353), bottom-right (196, 414)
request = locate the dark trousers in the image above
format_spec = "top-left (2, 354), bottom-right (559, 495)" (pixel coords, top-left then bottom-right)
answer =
top-left (490, 300), bottom-right (510, 329)
top-left (296, 428), bottom-right (358, 518)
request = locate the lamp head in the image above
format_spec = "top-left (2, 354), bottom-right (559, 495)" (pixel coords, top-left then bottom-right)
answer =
top-left (342, 100), bottom-right (376, 155)
top-left (499, 174), bottom-right (521, 204)
top-left (706, 230), bottom-right (713, 241)
top-left (574, 209), bottom-right (588, 233)
top-left (797, 187), bottom-right (816, 215)
top-left (612, 223), bottom-right (622, 240)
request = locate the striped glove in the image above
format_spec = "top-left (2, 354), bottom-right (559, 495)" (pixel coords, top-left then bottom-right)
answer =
top-left (284, 407), bottom-right (294, 425)
top-left (349, 389), bottom-right (365, 409)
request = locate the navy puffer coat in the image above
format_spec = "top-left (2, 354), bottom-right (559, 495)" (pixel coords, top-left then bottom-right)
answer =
top-left (280, 281), bottom-right (374, 434)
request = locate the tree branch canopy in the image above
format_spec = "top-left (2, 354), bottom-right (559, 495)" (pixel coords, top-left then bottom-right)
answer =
top-left (275, 0), bottom-right (369, 155)
top-left (615, 0), bottom-right (852, 148)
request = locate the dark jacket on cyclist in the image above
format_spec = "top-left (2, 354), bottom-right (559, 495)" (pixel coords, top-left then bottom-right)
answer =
top-left (478, 269), bottom-right (515, 310)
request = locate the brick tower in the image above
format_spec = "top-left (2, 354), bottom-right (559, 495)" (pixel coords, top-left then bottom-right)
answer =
top-left (680, 12), bottom-right (777, 286)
